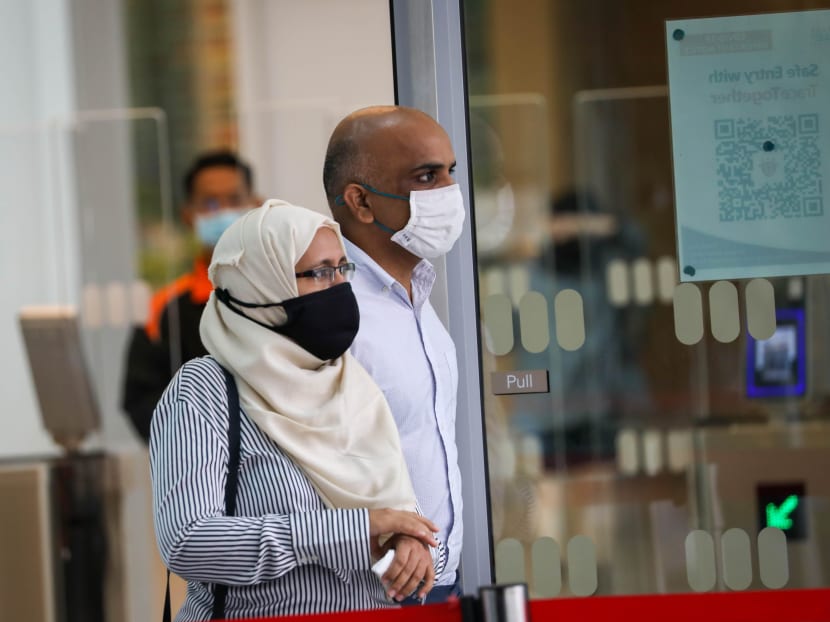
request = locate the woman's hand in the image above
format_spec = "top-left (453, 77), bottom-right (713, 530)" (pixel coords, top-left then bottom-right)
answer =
top-left (368, 509), bottom-right (438, 559)
top-left (380, 534), bottom-right (435, 601)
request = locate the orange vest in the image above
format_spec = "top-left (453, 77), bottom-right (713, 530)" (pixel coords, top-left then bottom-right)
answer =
top-left (144, 258), bottom-right (213, 341)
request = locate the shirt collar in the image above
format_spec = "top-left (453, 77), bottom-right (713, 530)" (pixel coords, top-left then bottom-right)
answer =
top-left (343, 239), bottom-right (437, 308)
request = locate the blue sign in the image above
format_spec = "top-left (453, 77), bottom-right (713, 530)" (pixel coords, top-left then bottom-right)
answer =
top-left (666, 11), bottom-right (830, 281)
top-left (746, 307), bottom-right (806, 398)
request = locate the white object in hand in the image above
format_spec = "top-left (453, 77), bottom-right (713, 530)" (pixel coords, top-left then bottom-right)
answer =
top-left (371, 549), bottom-right (395, 578)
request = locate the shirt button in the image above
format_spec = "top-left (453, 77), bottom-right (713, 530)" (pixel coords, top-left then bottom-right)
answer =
top-left (382, 286), bottom-right (390, 294)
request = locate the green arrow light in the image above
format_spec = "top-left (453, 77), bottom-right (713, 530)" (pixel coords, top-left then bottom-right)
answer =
top-left (766, 495), bottom-right (799, 530)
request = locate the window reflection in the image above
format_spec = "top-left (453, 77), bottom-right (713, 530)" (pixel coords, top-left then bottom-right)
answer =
top-left (465, 0), bottom-right (830, 597)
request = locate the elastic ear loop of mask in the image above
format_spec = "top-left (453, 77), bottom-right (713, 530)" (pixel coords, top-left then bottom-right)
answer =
top-left (335, 184), bottom-right (408, 235)
top-left (334, 182), bottom-right (407, 202)
top-left (214, 288), bottom-right (284, 332)
top-left (362, 184), bottom-right (410, 234)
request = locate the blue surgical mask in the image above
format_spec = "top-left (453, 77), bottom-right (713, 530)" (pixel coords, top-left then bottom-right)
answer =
top-left (194, 209), bottom-right (247, 247)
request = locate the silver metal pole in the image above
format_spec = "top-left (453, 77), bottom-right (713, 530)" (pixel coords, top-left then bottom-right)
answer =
top-left (391, 0), bottom-right (493, 593)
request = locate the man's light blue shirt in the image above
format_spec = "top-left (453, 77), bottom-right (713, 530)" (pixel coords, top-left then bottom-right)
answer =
top-left (344, 239), bottom-right (462, 585)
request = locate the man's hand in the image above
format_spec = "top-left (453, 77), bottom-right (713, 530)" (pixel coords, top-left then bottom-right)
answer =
top-left (368, 509), bottom-right (438, 559)
top-left (380, 534), bottom-right (435, 601)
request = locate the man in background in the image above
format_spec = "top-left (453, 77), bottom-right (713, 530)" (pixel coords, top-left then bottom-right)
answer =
top-left (324, 106), bottom-right (464, 603)
top-left (122, 150), bottom-right (260, 442)
top-left (514, 190), bottom-right (651, 467)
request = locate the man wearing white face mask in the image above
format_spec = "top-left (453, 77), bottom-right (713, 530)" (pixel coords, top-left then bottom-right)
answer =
top-left (324, 106), bottom-right (465, 604)
top-left (122, 150), bottom-right (261, 443)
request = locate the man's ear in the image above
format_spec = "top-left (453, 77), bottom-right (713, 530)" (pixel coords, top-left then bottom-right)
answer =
top-left (342, 183), bottom-right (375, 225)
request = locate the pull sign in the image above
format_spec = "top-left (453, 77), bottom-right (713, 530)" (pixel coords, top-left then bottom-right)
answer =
top-left (491, 370), bottom-right (549, 395)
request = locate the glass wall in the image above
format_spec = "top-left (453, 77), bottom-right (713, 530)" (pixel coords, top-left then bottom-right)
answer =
top-left (464, 0), bottom-right (830, 597)
top-left (0, 1), bottom-right (393, 620)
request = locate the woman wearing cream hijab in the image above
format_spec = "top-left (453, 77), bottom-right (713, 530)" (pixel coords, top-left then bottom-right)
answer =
top-left (150, 200), bottom-right (446, 621)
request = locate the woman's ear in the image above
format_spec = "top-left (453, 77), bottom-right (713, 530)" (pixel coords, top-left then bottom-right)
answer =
top-left (342, 183), bottom-right (375, 225)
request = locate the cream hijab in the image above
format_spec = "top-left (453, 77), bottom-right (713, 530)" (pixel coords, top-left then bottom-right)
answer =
top-left (199, 199), bottom-right (416, 511)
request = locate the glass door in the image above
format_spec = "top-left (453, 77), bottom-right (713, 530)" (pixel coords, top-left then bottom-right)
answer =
top-left (464, 0), bottom-right (830, 598)
top-left (393, 0), bottom-right (830, 599)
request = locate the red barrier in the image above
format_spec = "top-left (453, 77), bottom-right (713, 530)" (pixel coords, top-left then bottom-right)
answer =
top-left (530, 588), bottom-right (830, 622)
top-left (240, 600), bottom-right (464, 622)
top-left (234, 588), bottom-right (830, 622)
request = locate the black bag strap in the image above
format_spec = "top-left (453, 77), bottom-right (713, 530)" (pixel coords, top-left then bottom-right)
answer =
top-left (164, 365), bottom-right (240, 622)
top-left (211, 366), bottom-right (241, 619)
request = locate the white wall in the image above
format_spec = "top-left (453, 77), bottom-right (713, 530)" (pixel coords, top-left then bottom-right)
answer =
top-left (0, 0), bottom-right (141, 460)
top-left (0, 3), bottom-right (156, 621)
top-left (0, 0), bottom-right (77, 458)
top-left (230, 0), bottom-right (395, 213)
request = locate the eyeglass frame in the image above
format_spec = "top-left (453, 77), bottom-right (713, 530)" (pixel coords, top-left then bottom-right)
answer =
top-left (294, 262), bottom-right (356, 282)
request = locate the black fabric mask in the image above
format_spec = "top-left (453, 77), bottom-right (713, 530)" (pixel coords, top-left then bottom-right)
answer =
top-left (215, 283), bottom-right (360, 360)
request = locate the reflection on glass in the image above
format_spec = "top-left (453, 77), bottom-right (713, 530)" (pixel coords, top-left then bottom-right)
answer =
top-left (746, 308), bottom-right (806, 398)
top-left (464, 0), bottom-right (830, 598)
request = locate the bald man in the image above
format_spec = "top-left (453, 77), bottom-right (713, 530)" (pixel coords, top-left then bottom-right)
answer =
top-left (324, 106), bottom-right (465, 603)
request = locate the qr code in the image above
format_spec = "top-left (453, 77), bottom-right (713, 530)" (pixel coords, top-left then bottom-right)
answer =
top-left (715, 114), bottom-right (822, 221)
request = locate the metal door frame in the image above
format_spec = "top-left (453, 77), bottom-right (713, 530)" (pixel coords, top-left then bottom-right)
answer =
top-left (390, 0), bottom-right (493, 593)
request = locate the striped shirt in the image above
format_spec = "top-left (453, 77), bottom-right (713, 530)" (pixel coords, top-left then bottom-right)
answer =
top-left (150, 356), bottom-right (446, 621)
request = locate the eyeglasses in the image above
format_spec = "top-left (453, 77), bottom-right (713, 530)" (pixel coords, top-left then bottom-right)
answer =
top-left (294, 262), bottom-right (356, 283)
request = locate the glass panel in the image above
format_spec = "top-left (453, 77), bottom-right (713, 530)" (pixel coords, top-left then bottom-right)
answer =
top-left (2, 1), bottom-right (393, 620)
top-left (66, 111), bottom-right (172, 447)
top-left (464, 0), bottom-right (830, 597)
